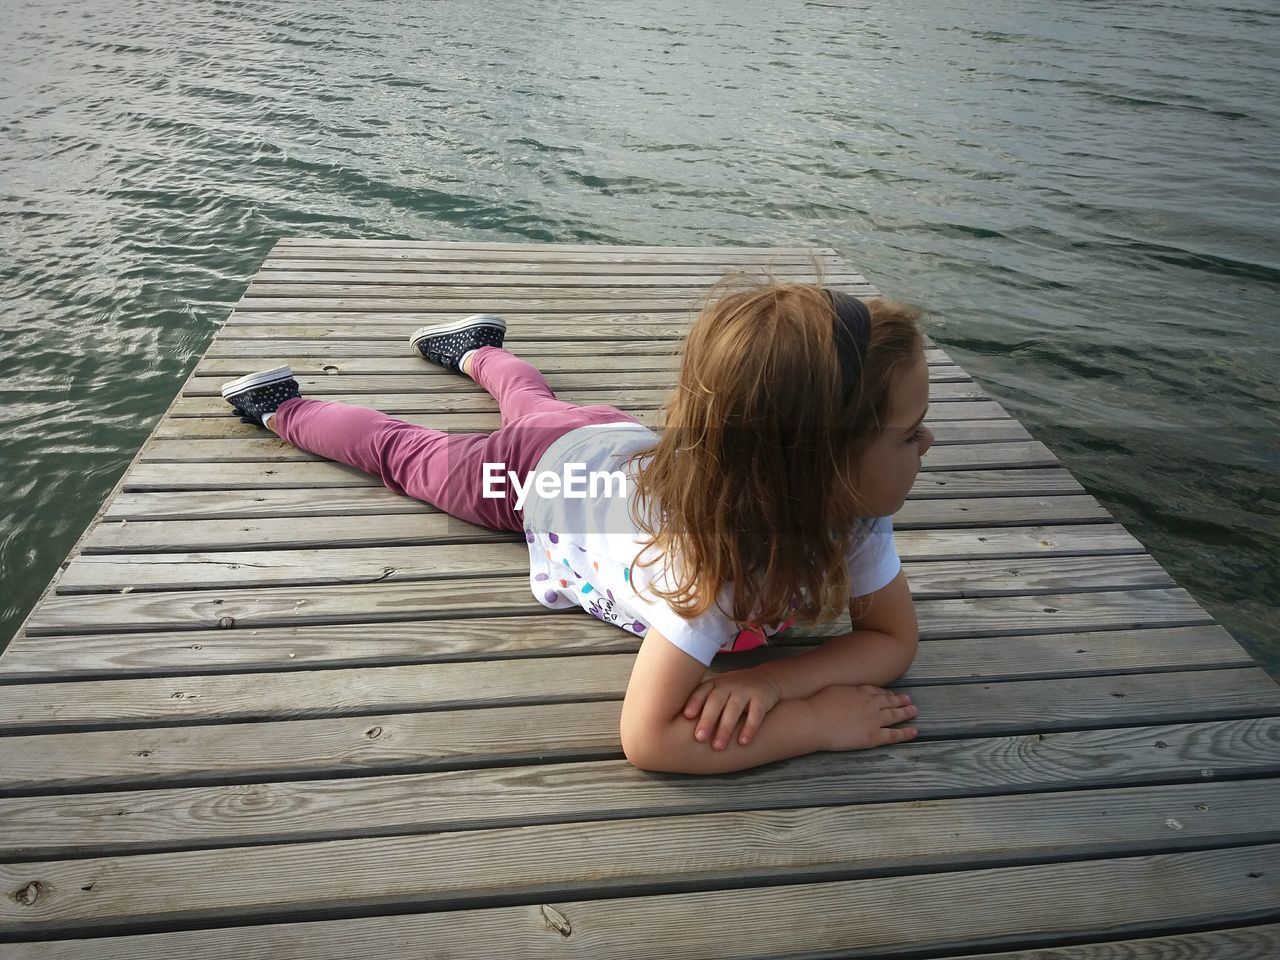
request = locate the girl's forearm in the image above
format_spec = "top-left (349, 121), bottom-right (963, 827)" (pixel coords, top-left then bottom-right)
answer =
top-left (752, 630), bottom-right (918, 702)
top-left (626, 696), bottom-right (829, 774)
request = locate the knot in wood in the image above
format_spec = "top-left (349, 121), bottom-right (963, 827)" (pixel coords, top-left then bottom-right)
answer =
top-left (12, 881), bottom-right (44, 906)
top-left (541, 904), bottom-right (571, 937)
top-left (366, 726), bottom-right (383, 739)
top-left (218, 616), bottom-right (236, 629)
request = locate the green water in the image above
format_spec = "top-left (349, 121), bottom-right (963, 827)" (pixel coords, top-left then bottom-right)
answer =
top-left (2, 0), bottom-right (1276, 671)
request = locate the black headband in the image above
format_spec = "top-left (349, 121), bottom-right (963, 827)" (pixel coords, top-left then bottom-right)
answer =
top-left (827, 289), bottom-right (871, 407)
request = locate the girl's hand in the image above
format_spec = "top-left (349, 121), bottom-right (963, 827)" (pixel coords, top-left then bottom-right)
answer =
top-left (811, 684), bottom-right (919, 751)
top-left (682, 668), bottom-right (783, 750)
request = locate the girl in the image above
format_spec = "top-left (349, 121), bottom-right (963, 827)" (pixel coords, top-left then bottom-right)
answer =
top-left (221, 275), bottom-right (930, 775)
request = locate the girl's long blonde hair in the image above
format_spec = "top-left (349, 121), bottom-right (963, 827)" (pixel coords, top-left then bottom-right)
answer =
top-left (625, 270), bottom-right (924, 628)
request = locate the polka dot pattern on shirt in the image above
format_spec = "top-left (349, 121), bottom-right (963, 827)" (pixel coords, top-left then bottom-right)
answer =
top-left (530, 527), bottom-right (649, 636)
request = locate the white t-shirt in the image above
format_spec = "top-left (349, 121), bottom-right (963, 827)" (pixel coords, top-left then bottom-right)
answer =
top-left (520, 423), bottom-right (902, 667)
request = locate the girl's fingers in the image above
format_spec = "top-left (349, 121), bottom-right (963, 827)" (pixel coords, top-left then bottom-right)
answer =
top-left (695, 691), bottom-right (728, 742)
top-left (879, 692), bottom-right (911, 708)
top-left (881, 705), bottom-right (919, 724)
top-left (713, 698), bottom-right (746, 751)
top-left (738, 700), bottom-right (767, 746)
top-left (683, 681), bottom-right (713, 720)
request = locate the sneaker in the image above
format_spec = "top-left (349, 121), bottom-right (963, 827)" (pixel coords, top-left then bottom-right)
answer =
top-left (409, 314), bottom-right (507, 372)
top-left (220, 366), bottom-right (302, 426)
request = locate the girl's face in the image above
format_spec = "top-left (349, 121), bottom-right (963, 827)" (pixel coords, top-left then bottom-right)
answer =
top-left (852, 351), bottom-right (934, 516)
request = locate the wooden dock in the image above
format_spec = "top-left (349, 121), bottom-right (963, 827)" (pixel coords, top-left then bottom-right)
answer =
top-left (2, 239), bottom-right (1277, 958)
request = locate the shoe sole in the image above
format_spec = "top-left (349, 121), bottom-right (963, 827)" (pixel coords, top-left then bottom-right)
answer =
top-left (409, 314), bottom-right (507, 352)
top-left (220, 365), bottom-right (295, 399)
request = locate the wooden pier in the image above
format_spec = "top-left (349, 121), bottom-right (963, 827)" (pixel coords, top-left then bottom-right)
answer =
top-left (1, 239), bottom-right (1277, 957)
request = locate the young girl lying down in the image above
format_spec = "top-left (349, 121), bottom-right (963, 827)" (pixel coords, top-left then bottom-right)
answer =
top-left (221, 277), bottom-right (928, 774)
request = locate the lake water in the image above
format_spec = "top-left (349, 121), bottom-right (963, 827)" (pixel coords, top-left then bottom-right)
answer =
top-left (2, 0), bottom-right (1276, 671)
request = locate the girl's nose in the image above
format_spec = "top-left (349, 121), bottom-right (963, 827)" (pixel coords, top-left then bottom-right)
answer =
top-left (919, 425), bottom-right (935, 456)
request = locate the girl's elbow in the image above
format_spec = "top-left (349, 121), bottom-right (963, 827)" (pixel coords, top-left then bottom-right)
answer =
top-left (621, 731), bottom-right (665, 772)
top-left (620, 714), bottom-right (687, 773)
top-left (619, 712), bottom-right (661, 771)
top-left (893, 630), bottom-right (920, 681)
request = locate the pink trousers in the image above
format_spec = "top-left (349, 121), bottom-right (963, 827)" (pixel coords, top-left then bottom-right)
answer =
top-left (272, 347), bottom-right (642, 532)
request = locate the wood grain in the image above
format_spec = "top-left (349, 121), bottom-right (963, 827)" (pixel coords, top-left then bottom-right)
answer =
top-left (2, 846), bottom-right (1279, 955)
top-left (0, 716), bottom-right (1270, 859)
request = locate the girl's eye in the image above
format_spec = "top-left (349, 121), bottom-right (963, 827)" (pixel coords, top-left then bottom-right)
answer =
top-left (906, 428), bottom-right (924, 444)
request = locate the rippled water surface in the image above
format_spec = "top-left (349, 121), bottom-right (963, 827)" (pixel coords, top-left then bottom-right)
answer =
top-left (2, 0), bottom-right (1276, 669)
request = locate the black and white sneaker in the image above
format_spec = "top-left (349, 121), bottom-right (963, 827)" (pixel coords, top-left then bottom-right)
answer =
top-left (409, 314), bottom-right (507, 372)
top-left (220, 366), bottom-right (302, 426)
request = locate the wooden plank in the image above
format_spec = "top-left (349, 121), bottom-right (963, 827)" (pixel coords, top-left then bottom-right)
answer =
top-left (80, 510), bottom-right (1130, 556)
top-left (2, 781), bottom-right (1276, 939)
top-left (949, 926), bottom-right (1280, 960)
top-left (249, 270), bottom-right (870, 287)
top-left (0, 714), bottom-right (1269, 859)
top-left (0, 668), bottom-right (1275, 792)
top-left (26, 576), bottom-right (546, 633)
top-left (198, 353), bottom-right (690, 376)
top-left (3, 613), bottom-right (1238, 736)
top-left (37, 565), bottom-right (1179, 639)
top-left (223, 309), bottom-right (694, 324)
top-left (4, 846), bottom-right (1278, 958)
top-left (214, 308), bottom-right (917, 329)
top-left (208, 328), bottom-right (693, 346)
top-left (205, 327), bottom-right (939, 349)
top-left (121, 460), bottom-right (376, 491)
top-left (0, 615), bottom-right (643, 679)
top-left (219, 318), bottom-right (701, 340)
top-left (234, 294), bottom-right (876, 313)
top-left (258, 258), bottom-right (852, 276)
top-left (206, 330), bottom-right (932, 364)
top-left (13, 552), bottom-right (1232, 642)
top-left (101, 485), bottom-right (472, 519)
top-left (55, 547), bottom-right (1166, 597)
top-left (0, 621), bottom-right (1245, 684)
top-left (272, 238), bottom-right (838, 255)
top-left (242, 283), bottom-right (880, 300)
top-left (0, 655), bottom-right (629, 731)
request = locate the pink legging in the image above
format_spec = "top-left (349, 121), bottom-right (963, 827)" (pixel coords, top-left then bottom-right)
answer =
top-left (272, 347), bottom-right (643, 532)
